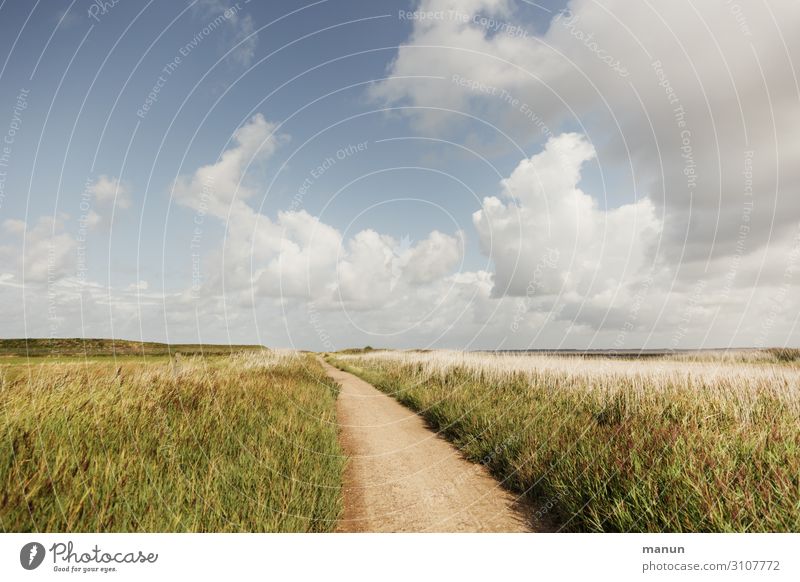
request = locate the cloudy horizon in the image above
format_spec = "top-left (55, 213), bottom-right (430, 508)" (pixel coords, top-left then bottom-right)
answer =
top-left (1, 0), bottom-right (798, 350)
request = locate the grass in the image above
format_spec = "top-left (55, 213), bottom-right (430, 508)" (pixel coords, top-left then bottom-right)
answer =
top-left (330, 350), bottom-right (800, 532)
top-left (0, 338), bottom-right (266, 358)
top-left (1, 351), bottom-right (344, 532)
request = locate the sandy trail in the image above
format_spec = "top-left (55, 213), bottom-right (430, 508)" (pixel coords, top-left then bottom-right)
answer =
top-left (320, 358), bottom-right (540, 532)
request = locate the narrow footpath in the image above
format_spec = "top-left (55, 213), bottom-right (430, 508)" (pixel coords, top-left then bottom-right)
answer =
top-left (320, 358), bottom-right (541, 532)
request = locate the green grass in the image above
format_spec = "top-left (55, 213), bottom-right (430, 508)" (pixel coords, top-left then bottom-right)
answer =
top-left (330, 350), bottom-right (800, 532)
top-left (1, 351), bottom-right (344, 532)
top-left (0, 338), bottom-right (265, 358)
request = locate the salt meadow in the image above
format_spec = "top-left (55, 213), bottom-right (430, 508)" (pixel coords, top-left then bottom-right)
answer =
top-left (331, 349), bottom-right (800, 531)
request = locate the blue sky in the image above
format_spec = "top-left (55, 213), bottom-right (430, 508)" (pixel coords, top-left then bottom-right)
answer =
top-left (1, 0), bottom-right (799, 349)
top-left (0, 0), bottom-right (564, 283)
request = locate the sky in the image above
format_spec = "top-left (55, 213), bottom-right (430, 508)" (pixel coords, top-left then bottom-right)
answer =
top-left (0, 0), bottom-right (799, 350)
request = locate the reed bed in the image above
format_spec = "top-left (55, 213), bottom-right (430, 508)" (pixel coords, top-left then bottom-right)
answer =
top-left (1, 351), bottom-right (344, 532)
top-left (332, 350), bottom-right (800, 532)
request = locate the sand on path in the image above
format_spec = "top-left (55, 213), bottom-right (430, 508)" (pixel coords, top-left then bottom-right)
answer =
top-left (321, 357), bottom-right (542, 532)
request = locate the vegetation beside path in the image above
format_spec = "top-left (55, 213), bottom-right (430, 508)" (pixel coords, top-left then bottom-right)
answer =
top-left (330, 350), bottom-right (800, 532)
top-left (1, 351), bottom-right (344, 532)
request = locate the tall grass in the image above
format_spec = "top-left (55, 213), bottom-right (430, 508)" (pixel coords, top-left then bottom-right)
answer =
top-left (1, 351), bottom-right (344, 532)
top-left (331, 350), bottom-right (800, 532)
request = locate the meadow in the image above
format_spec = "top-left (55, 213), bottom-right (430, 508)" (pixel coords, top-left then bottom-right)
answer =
top-left (0, 350), bottom-right (344, 532)
top-left (0, 337), bottom-right (264, 358)
top-left (330, 349), bottom-right (800, 532)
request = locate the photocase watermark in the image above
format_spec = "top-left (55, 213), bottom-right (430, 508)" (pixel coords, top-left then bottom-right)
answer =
top-left (652, 60), bottom-right (697, 194)
top-left (292, 141), bottom-right (369, 211)
top-left (754, 222), bottom-right (800, 348)
top-left (47, 231), bottom-right (63, 338)
top-left (297, 141), bottom-right (369, 347)
top-left (389, 234), bottom-right (413, 291)
top-left (451, 73), bottom-right (500, 97)
top-left (421, 433), bottom-right (521, 509)
top-left (87, 0), bottom-right (122, 23)
top-left (554, 10), bottom-right (629, 78)
top-left (534, 495), bottom-right (560, 524)
top-left (720, 150), bottom-right (755, 299)
top-left (20, 542), bottom-right (46, 570)
top-left (669, 279), bottom-right (707, 351)
top-left (76, 176), bottom-right (96, 284)
top-left (451, 75), bottom-right (553, 138)
top-left (398, 9), bottom-right (529, 39)
top-left (20, 540), bottom-right (159, 574)
top-left (308, 302), bottom-right (335, 351)
top-left (724, 0), bottom-right (753, 38)
top-left (510, 248), bottom-right (560, 333)
top-left (137, 2), bottom-right (248, 119)
top-left (190, 176), bottom-right (215, 298)
top-left (613, 273), bottom-right (655, 348)
top-left (0, 88), bottom-right (29, 211)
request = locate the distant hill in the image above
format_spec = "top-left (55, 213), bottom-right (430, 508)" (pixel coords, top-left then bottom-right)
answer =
top-left (334, 346), bottom-right (378, 355)
top-left (0, 338), bottom-right (266, 358)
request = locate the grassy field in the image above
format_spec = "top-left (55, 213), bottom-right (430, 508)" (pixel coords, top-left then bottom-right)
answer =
top-left (330, 349), bottom-right (800, 532)
top-left (1, 351), bottom-right (344, 532)
top-left (0, 338), bottom-right (265, 358)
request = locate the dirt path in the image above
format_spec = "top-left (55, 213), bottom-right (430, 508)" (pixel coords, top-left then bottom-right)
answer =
top-left (320, 358), bottom-right (540, 532)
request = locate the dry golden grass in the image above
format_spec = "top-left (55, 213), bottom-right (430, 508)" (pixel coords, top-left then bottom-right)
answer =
top-left (332, 349), bottom-right (800, 532)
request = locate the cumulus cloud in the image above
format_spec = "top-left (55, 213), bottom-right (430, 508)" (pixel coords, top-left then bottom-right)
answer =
top-left (2, 218), bottom-right (26, 236)
top-left (0, 216), bottom-right (76, 283)
top-left (172, 113), bottom-right (283, 219)
top-left (370, 0), bottom-right (555, 131)
top-left (9, 2), bottom-right (800, 350)
top-left (90, 175), bottom-right (131, 210)
top-left (335, 229), bottom-right (464, 309)
top-left (405, 230), bottom-right (465, 284)
top-left (372, 0), bottom-right (800, 273)
top-left (76, 175), bottom-right (134, 233)
top-left (172, 114), bottom-right (464, 312)
top-left (473, 132), bottom-right (660, 319)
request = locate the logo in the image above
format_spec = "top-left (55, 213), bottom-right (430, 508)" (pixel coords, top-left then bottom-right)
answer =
top-left (20, 542), bottom-right (46, 570)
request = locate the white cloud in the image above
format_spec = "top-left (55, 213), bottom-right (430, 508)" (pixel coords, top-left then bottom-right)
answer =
top-left (172, 114), bottom-right (464, 312)
top-left (7, 2), bottom-right (800, 351)
top-left (335, 229), bottom-right (463, 309)
top-left (255, 210), bottom-right (343, 299)
top-left (405, 230), bottom-right (465, 284)
top-left (172, 113), bottom-right (283, 219)
top-left (0, 216), bottom-right (76, 283)
top-left (90, 175), bottom-right (131, 209)
top-left (362, 0), bottom-right (800, 343)
top-left (371, 0), bottom-right (800, 270)
top-left (2, 219), bottom-right (27, 235)
top-left (473, 133), bottom-right (661, 319)
top-left (371, 0), bottom-right (556, 132)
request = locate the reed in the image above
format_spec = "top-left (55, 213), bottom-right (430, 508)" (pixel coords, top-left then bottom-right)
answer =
top-left (332, 349), bottom-right (800, 532)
